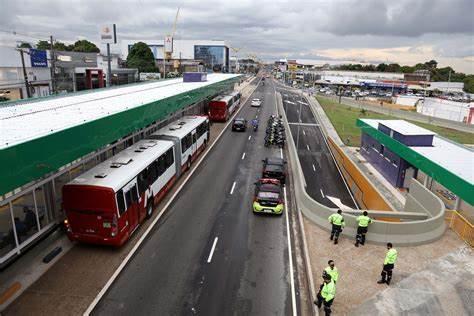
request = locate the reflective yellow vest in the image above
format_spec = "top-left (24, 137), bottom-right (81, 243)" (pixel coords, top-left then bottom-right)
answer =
top-left (321, 280), bottom-right (336, 302)
top-left (384, 248), bottom-right (398, 265)
top-left (356, 215), bottom-right (372, 227)
top-left (328, 213), bottom-right (344, 226)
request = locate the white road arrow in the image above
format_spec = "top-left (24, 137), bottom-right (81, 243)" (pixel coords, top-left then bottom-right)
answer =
top-left (326, 195), bottom-right (354, 211)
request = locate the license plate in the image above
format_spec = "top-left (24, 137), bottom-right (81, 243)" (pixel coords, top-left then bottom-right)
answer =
top-left (263, 209), bottom-right (273, 213)
top-left (103, 222), bottom-right (111, 228)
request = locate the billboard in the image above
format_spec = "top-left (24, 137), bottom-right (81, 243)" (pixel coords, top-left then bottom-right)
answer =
top-left (164, 36), bottom-right (173, 53)
top-left (100, 24), bottom-right (117, 44)
top-left (29, 49), bottom-right (48, 67)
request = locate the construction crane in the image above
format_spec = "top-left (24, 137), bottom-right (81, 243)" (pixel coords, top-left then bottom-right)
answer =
top-left (163, 7), bottom-right (180, 77)
top-left (165, 7), bottom-right (180, 60)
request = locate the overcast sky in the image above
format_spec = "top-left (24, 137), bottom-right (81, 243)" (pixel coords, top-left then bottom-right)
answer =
top-left (1, 0), bottom-right (473, 73)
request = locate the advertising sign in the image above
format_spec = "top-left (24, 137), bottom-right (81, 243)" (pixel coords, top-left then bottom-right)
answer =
top-left (100, 24), bottom-right (117, 44)
top-left (164, 36), bottom-right (173, 53)
top-left (29, 49), bottom-right (48, 67)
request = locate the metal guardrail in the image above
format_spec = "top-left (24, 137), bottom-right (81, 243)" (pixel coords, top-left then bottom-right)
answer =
top-left (445, 210), bottom-right (474, 247)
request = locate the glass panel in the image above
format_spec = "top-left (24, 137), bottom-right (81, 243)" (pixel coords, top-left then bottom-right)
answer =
top-left (54, 171), bottom-right (70, 214)
top-left (11, 192), bottom-right (39, 245)
top-left (34, 186), bottom-right (49, 229)
top-left (0, 203), bottom-right (15, 257)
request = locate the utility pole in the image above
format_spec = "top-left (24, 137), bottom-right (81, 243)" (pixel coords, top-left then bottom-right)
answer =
top-left (19, 49), bottom-right (31, 98)
top-left (50, 35), bottom-right (56, 94)
top-left (106, 42), bottom-right (112, 87)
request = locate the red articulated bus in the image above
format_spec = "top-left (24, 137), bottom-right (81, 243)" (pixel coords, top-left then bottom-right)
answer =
top-left (63, 116), bottom-right (209, 246)
top-left (208, 91), bottom-right (241, 122)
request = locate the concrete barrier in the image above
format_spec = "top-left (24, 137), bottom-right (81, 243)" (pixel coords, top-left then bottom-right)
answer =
top-left (279, 94), bottom-right (447, 246)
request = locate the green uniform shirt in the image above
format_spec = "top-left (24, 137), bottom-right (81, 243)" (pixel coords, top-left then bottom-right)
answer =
top-left (321, 280), bottom-right (336, 302)
top-left (356, 215), bottom-right (372, 227)
top-left (384, 248), bottom-right (398, 265)
top-left (324, 266), bottom-right (339, 283)
top-left (328, 213), bottom-right (345, 227)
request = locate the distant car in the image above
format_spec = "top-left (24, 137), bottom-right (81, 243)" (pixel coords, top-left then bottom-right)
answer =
top-left (262, 162), bottom-right (286, 184)
top-left (232, 118), bottom-right (247, 132)
top-left (251, 98), bottom-right (262, 107)
top-left (262, 157), bottom-right (287, 169)
top-left (253, 178), bottom-right (284, 215)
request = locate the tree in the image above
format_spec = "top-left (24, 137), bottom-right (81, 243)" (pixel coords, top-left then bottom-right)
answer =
top-left (36, 40), bottom-right (51, 50)
top-left (18, 42), bottom-right (32, 48)
top-left (376, 63), bottom-right (387, 72)
top-left (463, 75), bottom-right (474, 93)
top-left (425, 59), bottom-right (438, 70)
top-left (126, 42), bottom-right (157, 72)
top-left (72, 40), bottom-right (100, 53)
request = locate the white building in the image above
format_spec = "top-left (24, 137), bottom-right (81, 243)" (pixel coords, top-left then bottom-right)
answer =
top-left (120, 39), bottom-right (230, 72)
top-left (418, 98), bottom-right (474, 124)
top-left (428, 81), bottom-right (464, 93)
top-left (0, 46), bottom-right (52, 100)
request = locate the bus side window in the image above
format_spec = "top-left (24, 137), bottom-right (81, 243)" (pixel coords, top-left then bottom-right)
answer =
top-left (125, 190), bottom-right (133, 209)
top-left (166, 149), bottom-right (174, 167)
top-left (131, 185), bottom-right (139, 203)
top-left (158, 155), bottom-right (166, 176)
top-left (117, 190), bottom-right (126, 215)
top-left (181, 138), bottom-right (187, 153)
top-left (149, 163), bottom-right (158, 183)
top-left (137, 169), bottom-right (148, 194)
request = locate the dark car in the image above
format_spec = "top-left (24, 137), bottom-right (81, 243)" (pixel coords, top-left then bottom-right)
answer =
top-left (232, 118), bottom-right (247, 132)
top-left (262, 163), bottom-right (286, 184)
top-left (262, 157), bottom-right (287, 168)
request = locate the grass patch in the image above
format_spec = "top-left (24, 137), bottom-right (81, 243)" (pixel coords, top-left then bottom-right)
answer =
top-left (316, 96), bottom-right (474, 146)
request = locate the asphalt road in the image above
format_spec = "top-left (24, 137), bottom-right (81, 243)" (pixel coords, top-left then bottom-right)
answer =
top-left (279, 88), bottom-right (357, 209)
top-left (93, 79), bottom-right (296, 315)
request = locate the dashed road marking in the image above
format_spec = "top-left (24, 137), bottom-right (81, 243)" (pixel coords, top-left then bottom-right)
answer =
top-left (241, 152), bottom-right (246, 160)
top-left (306, 144), bottom-right (310, 151)
top-left (248, 135), bottom-right (251, 140)
top-left (207, 237), bottom-right (219, 263)
top-left (312, 164), bottom-right (316, 172)
top-left (320, 189), bottom-right (325, 199)
top-left (230, 181), bottom-right (237, 194)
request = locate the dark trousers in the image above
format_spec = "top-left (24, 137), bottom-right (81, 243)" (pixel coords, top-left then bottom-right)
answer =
top-left (330, 224), bottom-right (342, 241)
top-left (316, 291), bottom-right (334, 316)
top-left (355, 226), bottom-right (368, 245)
top-left (381, 263), bottom-right (394, 284)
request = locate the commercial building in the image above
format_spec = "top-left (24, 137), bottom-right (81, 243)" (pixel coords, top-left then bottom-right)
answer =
top-left (0, 46), bottom-right (52, 101)
top-left (121, 39), bottom-right (230, 74)
top-left (358, 119), bottom-right (473, 217)
top-left (0, 73), bottom-right (239, 267)
top-left (417, 98), bottom-right (473, 124)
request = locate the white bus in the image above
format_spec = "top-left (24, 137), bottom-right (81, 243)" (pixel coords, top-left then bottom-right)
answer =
top-left (149, 116), bottom-right (210, 177)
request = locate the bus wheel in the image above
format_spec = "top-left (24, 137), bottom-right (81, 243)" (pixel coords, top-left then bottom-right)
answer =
top-left (187, 159), bottom-right (191, 170)
top-left (146, 199), bottom-right (154, 219)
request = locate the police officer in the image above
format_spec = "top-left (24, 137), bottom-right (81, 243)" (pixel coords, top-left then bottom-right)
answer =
top-left (378, 242), bottom-right (398, 285)
top-left (323, 260), bottom-right (339, 284)
top-left (355, 211), bottom-right (372, 247)
top-left (314, 273), bottom-right (336, 315)
top-left (328, 209), bottom-right (344, 244)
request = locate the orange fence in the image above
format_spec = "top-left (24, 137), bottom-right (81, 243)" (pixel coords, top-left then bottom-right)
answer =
top-left (327, 137), bottom-right (395, 212)
top-left (445, 210), bottom-right (473, 247)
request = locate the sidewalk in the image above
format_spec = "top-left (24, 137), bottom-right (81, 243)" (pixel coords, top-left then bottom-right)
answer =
top-left (305, 93), bottom-right (405, 211)
top-left (303, 216), bottom-right (467, 314)
top-left (1, 76), bottom-right (257, 315)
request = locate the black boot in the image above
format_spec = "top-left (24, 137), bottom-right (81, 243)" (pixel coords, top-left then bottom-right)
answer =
top-left (330, 234), bottom-right (334, 241)
top-left (386, 275), bottom-right (392, 285)
top-left (334, 238), bottom-right (338, 245)
top-left (377, 279), bottom-right (386, 284)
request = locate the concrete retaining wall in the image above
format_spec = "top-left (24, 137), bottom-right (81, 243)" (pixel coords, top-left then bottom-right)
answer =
top-left (279, 94), bottom-right (447, 246)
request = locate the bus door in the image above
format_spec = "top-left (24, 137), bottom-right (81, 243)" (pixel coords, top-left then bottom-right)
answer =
top-left (191, 130), bottom-right (198, 159)
top-left (123, 180), bottom-right (140, 233)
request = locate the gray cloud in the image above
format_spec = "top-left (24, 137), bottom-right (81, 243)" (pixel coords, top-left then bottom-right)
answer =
top-left (0, 0), bottom-right (472, 72)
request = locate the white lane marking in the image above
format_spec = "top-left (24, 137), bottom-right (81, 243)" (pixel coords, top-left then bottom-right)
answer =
top-left (207, 237), bottom-right (219, 263)
top-left (241, 152), bottom-right (246, 160)
top-left (283, 186), bottom-right (298, 316)
top-left (280, 148), bottom-right (284, 159)
top-left (84, 76), bottom-right (261, 316)
top-left (248, 135), bottom-right (251, 140)
top-left (284, 100), bottom-right (296, 105)
top-left (320, 189), bottom-right (325, 199)
top-left (306, 144), bottom-right (310, 151)
top-left (302, 130), bottom-right (306, 136)
top-left (230, 181), bottom-right (237, 194)
top-left (312, 164), bottom-right (316, 172)
top-left (298, 100), bottom-right (308, 105)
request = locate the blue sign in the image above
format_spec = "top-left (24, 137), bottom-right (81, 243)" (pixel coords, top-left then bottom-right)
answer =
top-left (30, 49), bottom-right (48, 67)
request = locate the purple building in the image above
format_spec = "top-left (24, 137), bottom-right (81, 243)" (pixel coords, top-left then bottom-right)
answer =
top-left (360, 120), bottom-right (435, 188)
